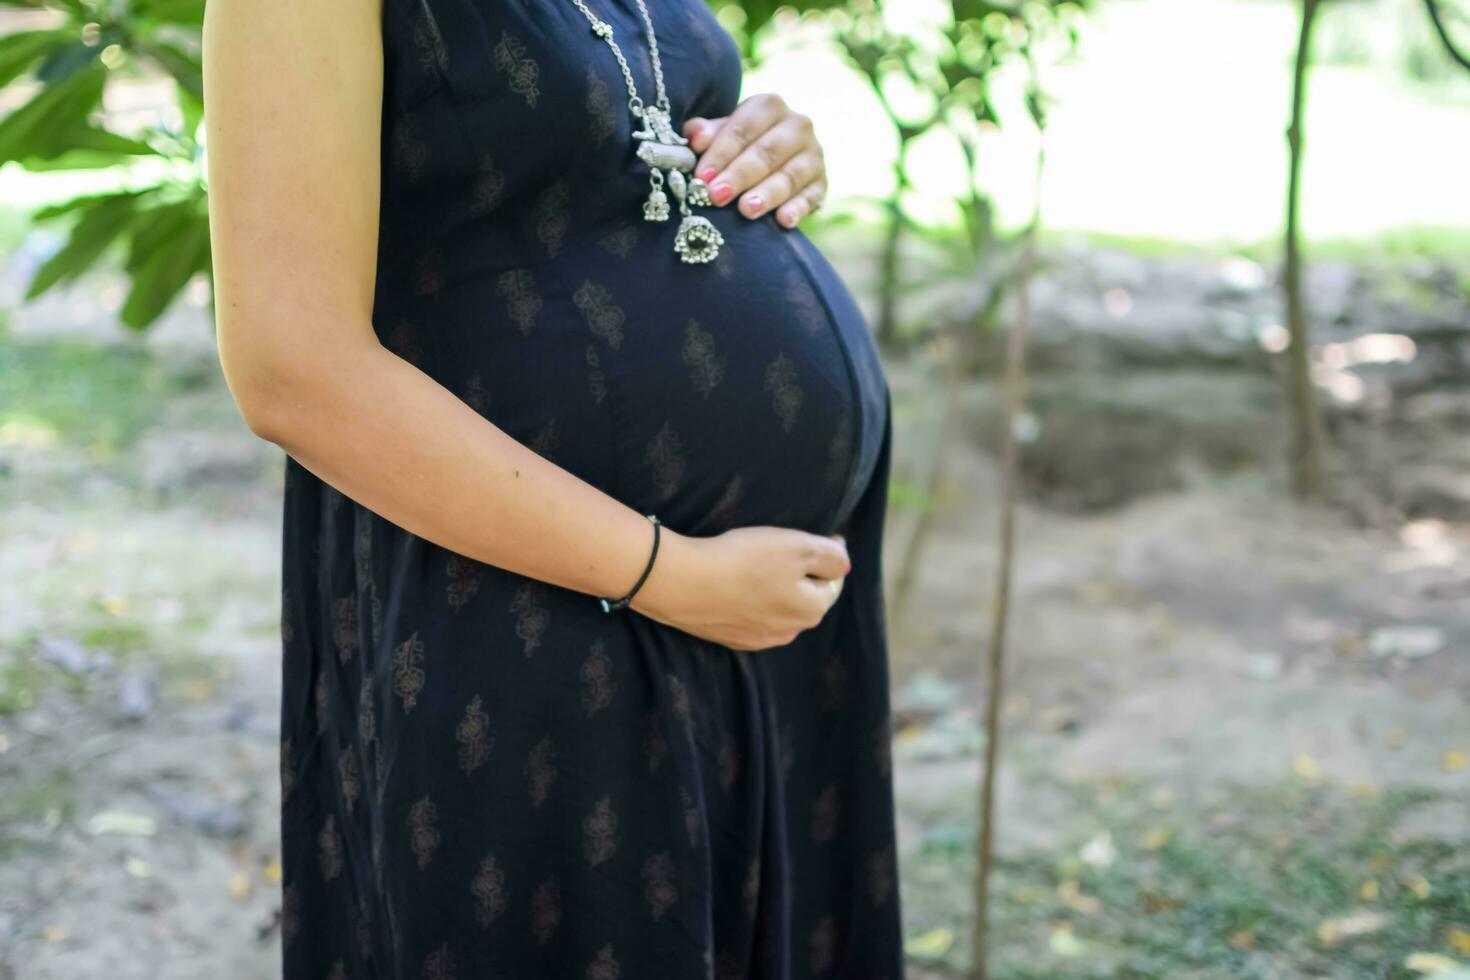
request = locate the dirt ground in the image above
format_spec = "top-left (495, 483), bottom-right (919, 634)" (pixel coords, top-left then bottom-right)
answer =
top-left (1, 249), bottom-right (1467, 978)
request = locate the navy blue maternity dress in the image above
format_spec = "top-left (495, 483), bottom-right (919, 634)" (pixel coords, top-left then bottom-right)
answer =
top-left (276, 0), bottom-right (904, 977)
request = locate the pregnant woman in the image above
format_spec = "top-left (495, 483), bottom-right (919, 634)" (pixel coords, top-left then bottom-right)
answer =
top-left (203, 0), bottom-right (902, 976)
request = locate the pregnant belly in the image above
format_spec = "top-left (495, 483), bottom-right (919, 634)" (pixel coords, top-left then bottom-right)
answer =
top-left (383, 207), bottom-right (888, 537)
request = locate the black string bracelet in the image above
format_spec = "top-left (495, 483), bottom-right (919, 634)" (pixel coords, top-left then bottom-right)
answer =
top-left (600, 514), bottom-right (661, 613)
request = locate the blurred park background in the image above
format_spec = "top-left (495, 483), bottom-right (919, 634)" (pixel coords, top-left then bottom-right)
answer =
top-left (1, 0), bottom-right (1468, 977)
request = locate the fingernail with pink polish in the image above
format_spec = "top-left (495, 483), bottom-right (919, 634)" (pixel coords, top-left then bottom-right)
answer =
top-left (698, 166), bottom-right (717, 183)
top-left (711, 182), bottom-right (733, 204)
top-left (743, 194), bottom-right (763, 213)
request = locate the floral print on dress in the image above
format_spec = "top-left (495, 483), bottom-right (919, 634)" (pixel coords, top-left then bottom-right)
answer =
top-left (408, 794), bottom-right (441, 869)
top-left (717, 733), bottom-right (741, 790)
top-left (816, 649), bottom-right (847, 711)
top-left (585, 344), bottom-right (609, 404)
top-left (392, 630), bottom-right (426, 713)
top-left (786, 266), bottom-right (828, 335)
top-left (573, 279), bottom-right (625, 350)
top-left (319, 814), bottom-right (344, 881)
top-left (764, 352), bottom-right (804, 434)
top-left (413, 3), bottom-right (449, 78)
top-left (280, 737), bottom-right (297, 803)
top-left (743, 856), bottom-right (761, 919)
top-left (332, 595), bottom-right (358, 663)
top-left (531, 875), bottom-right (562, 944)
top-left (643, 422), bottom-right (686, 502)
top-left (598, 223), bottom-right (639, 257)
top-left (533, 179), bottom-right (571, 257)
top-left (446, 552), bottom-right (482, 611)
top-left (314, 672), bottom-right (329, 735)
top-left (509, 580), bottom-right (549, 655)
top-left (456, 694), bottom-right (493, 773)
top-left (582, 795), bottom-right (619, 866)
top-left (469, 151), bottom-right (506, 216)
top-left (809, 914), bottom-right (839, 974)
top-left (681, 319), bottom-right (726, 398)
top-left (526, 735), bottom-right (557, 807)
top-left (812, 783), bottom-right (841, 843)
top-left (587, 944), bottom-right (620, 980)
top-left (666, 672), bottom-right (693, 734)
top-left (413, 248), bottom-right (444, 300)
top-left (866, 846), bottom-right (896, 907)
top-left (579, 638), bottom-right (616, 716)
top-left (528, 419), bottom-right (560, 462)
top-left (498, 268), bottom-right (541, 336)
top-left (681, 784), bottom-right (701, 848)
top-left (471, 852), bottom-right (509, 925)
top-left (281, 881), bottom-right (301, 946)
top-left (642, 710), bottom-right (668, 773)
top-left (339, 747), bottom-right (361, 814)
top-left (390, 118), bottom-right (429, 182)
top-left (422, 943), bottom-right (457, 980)
top-left (586, 66), bottom-right (617, 145)
top-left (462, 371), bottom-right (491, 417)
top-left (493, 31), bottom-right (540, 107)
top-left (641, 852), bottom-right (678, 920)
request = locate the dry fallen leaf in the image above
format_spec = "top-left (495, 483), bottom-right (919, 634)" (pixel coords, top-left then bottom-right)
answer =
top-left (1449, 928), bottom-right (1470, 956)
top-left (228, 872), bottom-right (252, 901)
top-left (1360, 879), bottom-right (1380, 901)
top-left (1318, 911), bottom-right (1387, 947)
top-left (903, 927), bottom-right (954, 959)
top-left (41, 925), bottom-right (69, 944)
top-left (1294, 754), bottom-right (1323, 782)
top-left (264, 857), bottom-right (283, 885)
top-left (1404, 951), bottom-right (1465, 974)
top-left (1142, 827), bottom-right (1172, 850)
top-left (1444, 750), bottom-right (1468, 773)
top-left (1406, 875), bottom-right (1433, 900)
top-left (1049, 924), bottom-right (1085, 958)
top-left (1229, 931), bottom-right (1256, 951)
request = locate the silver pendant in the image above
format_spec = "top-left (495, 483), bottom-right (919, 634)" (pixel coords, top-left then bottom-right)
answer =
top-left (629, 104), bottom-right (721, 261)
top-left (644, 186), bottom-right (669, 221)
top-left (673, 215), bottom-right (723, 264)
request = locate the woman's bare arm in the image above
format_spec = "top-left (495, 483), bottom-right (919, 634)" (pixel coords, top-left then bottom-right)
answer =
top-left (202, 0), bottom-right (848, 648)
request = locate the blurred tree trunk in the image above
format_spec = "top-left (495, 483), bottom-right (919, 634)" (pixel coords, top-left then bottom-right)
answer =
top-left (876, 194), bottom-right (904, 349)
top-left (969, 146), bottom-right (1042, 980)
top-left (1284, 0), bottom-right (1329, 499)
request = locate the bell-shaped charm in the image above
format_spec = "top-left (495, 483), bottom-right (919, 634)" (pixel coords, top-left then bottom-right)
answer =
top-left (673, 214), bottom-right (724, 264)
top-left (643, 188), bottom-right (669, 222)
top-left (687, 177), bottom-right (713, 208)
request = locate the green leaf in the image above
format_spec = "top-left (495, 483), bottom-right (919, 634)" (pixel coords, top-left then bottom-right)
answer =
top-left (0, 60), bottom-right (107, 165)
top-left (34, 39), bottom-right (106, 87)
top-left (26, 191), bottom-right (146, 298)
top-left (33, 188), bottom-right (153, 221)
top-left (124, 199), bottom-right (200, 274)
top-left (131, 0), bottom-right (206, 24)
top-left (0, 29), bottom-right (73, 89)
top-left (120, 214), bottom-right (210, 330)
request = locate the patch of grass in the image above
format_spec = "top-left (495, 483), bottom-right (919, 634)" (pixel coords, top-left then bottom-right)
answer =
top-left (901, 777), bottom-right (1470, 978)
top-left (0, 766), bottom-right (77, 861)
top-left (1037, 224), bottom-right (1470, 269)
top-left (0, 333), bottom-right (215, 456)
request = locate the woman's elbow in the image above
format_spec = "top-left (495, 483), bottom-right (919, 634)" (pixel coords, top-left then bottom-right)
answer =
top-left (216, 320), bottom-right (298, 444)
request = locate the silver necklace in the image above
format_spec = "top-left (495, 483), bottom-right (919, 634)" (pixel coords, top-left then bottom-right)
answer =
top-left (568, 0), bottom-right (725, 264)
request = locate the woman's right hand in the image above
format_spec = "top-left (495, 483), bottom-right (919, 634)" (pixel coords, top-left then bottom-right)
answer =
top-left (630, 525), bottom-right (850, 651)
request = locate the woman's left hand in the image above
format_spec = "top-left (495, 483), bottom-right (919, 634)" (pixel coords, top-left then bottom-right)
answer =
top-left (682, 93), bottom-right (827, 230)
